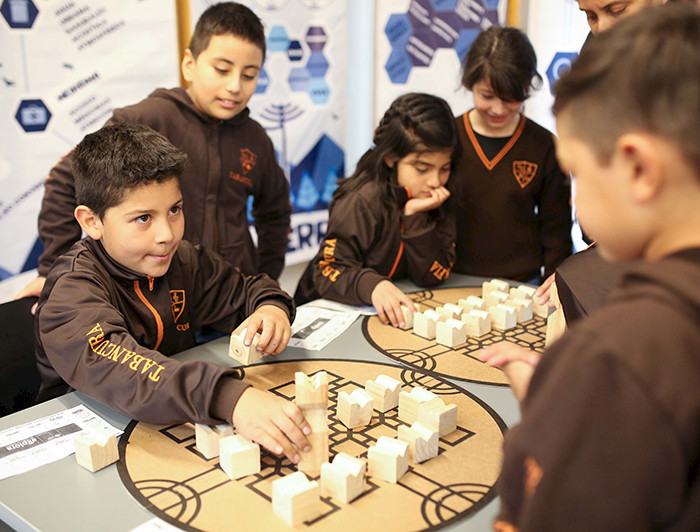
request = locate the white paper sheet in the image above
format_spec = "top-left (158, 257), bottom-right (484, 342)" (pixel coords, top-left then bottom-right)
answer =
top-left (288, 300), bottom-right (375, 351)
top-left (0, 405), bottom-right (122, 480)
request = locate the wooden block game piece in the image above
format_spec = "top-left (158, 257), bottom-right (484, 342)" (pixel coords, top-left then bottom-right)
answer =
top-left (457, 295), bottom-right (486, 313)
top-left (228, 328), bottom-right (261, 365)
top-left (398, 386), bottom-right (437, 424)
top-left (74, 428), bottom-right (118, 472)
top-left (435, 318), bottom-right (467, 348)
top-left (435, 303), bottom-right (462, 321)
top-left (195, 423), bottom-right (234, 460)
top-left (320, 452), bottom-right (366, 504)
top-left (397, 421), bottom-right (439, 464)
top-left (510, 284), bottom-right (536, 301)
top-left (336, 388), bottom-right (373, 429)
top-left (365, 374), bottom-right (401, 412)
top-left (219, 434), bottom-right (260, 480)
top-left (418, 397), bottom-right (458, 437)
top-left (398, 305), bottom-right (414, 330)
top-left (484, 290), bottom-right (509, 309)
top-left (295, 371), bottom-right (329, 474)
top-left (533, 297), bottom-right (555, 319)
top-left (463, 309), bottom-right (491, 337)
top-left (482, 279), bottom-right (510, 299)
top-left (272, 471), bottom-right (321, 526)
top-left (367, 436), bottom-right (409, 483)
top-left (489, 304), bottom-right (517, 331)
top-left (508, 297), bottom-right (534, 322)
top-left (413, 309), bottom-right (445, 340)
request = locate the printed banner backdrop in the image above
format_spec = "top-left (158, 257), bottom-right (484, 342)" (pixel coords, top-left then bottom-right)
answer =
top-left (0, 0), bottom-right (180, 281)
top-left (523, 0), bottom-right (590, 133)
top-left (189, 0), bottom-right (347, 266)
top-left (374, 0), bottom-right (506, 124)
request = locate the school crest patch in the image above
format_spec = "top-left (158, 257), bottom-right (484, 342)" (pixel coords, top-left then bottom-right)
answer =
top-left (170, 290), bottom-right (185, 323)
top-left (240, 148), bottom-right (257, 174)
top-left (513, 161), bottom-right (538, 188)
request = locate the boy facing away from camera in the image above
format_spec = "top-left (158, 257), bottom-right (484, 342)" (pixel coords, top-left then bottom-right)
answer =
top-left (18, 2), bottom-right (290, 301)
top-left (35, 124), bottom-right (309, 463)
top-left (481, 5), bottom-right (700, 530)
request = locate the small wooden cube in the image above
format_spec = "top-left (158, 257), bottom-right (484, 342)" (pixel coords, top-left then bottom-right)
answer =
top-left (219, 434), bottom-right (260, 480)
top-left (336, 388), bottom-right (373, 429)
top-left (533, 297), bottom-right (555, 319)
top-left (510, 284), bottom-right (536, 301)
top-left (418, 397), bottom-right (458, 437)
top-left (457, 296), bottom-right (486, 313)
top-left (397, 421), bottom-right (439, 464)
top-left (463, 309), bottom-right (491, 337)
top-left (485, 290), bottom-right (509, 309)
top-left (398, 305), bottom-right (414, 330)
top-left (435, 318), bottom-right (467, 348)
top-left (368, 436), bottom-right (409, 483)
top-left (508, 297), bottom-right (534, 322)
top-left (413, 309), bottom-right (445, 340)
top-left (365, 374), bottom-right (402, 412)
top-left (435, 304), bottom-right (461, 321)
top-left (195, 423), bottom-right (234, 459)
top-left (320, 452), bottom-right (366, 503)
top-left (398, 387), bottom-right (437, 424)
top-left (229, 328), bottom-right (261, 365)
top-left (295, 371), bottom-right (328, 407)
top-left (490, 304), bottom-right (517, 331)
top-left (482, 279), bottom-right (510, 299)
top-left (74, 428), bottom-right (118, 472)
top-left (272, 471), bottom-right (321, 526)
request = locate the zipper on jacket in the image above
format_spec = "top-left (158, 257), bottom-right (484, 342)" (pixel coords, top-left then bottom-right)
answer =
top-left (133, 280), bottom-right (164, 350)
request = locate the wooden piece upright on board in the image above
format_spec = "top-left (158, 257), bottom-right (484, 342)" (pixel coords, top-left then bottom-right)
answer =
top-left (320, 452), bottom-right (366, 504)
top-left (413, 309), bottom-right (445, 340)
top-left (367, 436), bottom-right (409, 483)
top-left (365, 374), bottom-right (402, 412)
top-left (195, 423), bottom-right (234, 459)
top-left (228, 328), bottom-right (261, 365)
top-left (74, 427), bottom-right (118, 472)
top-left (489, 304), bottom-right (517, 331)
top-left (398, 305), bottom-right (414, 330)
top-left (418, 397), bottom-right (458, 437)
top-left (435, 318), bottom-right (467, 348)
top-left (482, 279), bottom-right (510, 300)
top-left (462, 309), bottom-right (491, 338)
top-left (336, 388), bottom-right (373, 429)
top-left (397, 421), bottom-right (439, 464)
top-left (295, 371), bottom-right (329, 474)
top-left (219, 434), bottom-right (260, 480)
top-left (272, 471), bottom-right (321, 526)
top-left (398, 386), bottom-right (437, 424)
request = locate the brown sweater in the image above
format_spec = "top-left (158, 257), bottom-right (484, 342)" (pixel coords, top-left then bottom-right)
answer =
top-left (496, 248), bottom-right (700, 531)
top-left (452, 113), bottom-right (572, 281)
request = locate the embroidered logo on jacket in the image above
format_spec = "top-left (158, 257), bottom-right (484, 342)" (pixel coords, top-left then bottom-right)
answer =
top-left (240, 148), bottom-right (257, 174)
top-left (170, 290), bottom-right (185, 323)
top-left (513, 161), bottom-right (538, 188)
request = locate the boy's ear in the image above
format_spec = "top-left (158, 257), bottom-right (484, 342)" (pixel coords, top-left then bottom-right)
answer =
top-left (181, 49), bottom-right (195, 83)
top-left (616, 133), bottom-right (665, 204)
top-left (74, 205), bottom-right (104, 241)
top-left (383, 154), bottom-right (396, 168)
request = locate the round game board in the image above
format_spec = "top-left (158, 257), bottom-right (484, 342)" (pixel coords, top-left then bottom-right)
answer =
top-left (362, 287), bottom-right (547, 386)
top-left (117, 359), bottom-right (506, 531)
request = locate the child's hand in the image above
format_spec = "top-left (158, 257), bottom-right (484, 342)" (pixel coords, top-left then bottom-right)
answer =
top-left (234, 304), bottom-right (291, 356)
top-left (14, 276), bottom-right (46, 314)
top-left (232, 388), bottom-right (311, 464)
top-left (404, 186), bottom-right (450, 215)
top-left (478, 341), bottom-right (541, 368)
top-left (371, 280), bottom-right (416, 327)
top-left (534, 273), bottom-right (556, 307)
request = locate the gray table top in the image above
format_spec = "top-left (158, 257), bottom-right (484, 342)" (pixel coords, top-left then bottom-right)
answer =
top-left (0, 274), bottom-right (520, 531)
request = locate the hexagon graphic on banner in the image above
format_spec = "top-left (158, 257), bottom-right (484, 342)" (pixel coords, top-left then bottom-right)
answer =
top-left (255, 67), bottom-right (270, 95)
top-left (547, 52), bottom-right (578, 95)
top-left (1, 0), bottom-right (39, 29)
top-left (15, 99), bottom-right (51, 132)
top-left (267, 25), bottom-right (290, 52)
top-left (287, 40), bottom-right (304, 62)
top-left (305, 26), bottom-right (327, 52)
top-left (384, 0), bottom-right (499, 85)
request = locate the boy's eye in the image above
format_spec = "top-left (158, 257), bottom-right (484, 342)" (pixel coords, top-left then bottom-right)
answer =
top-left (215, 67), bottom-right (229, 74)
top-left (243, 74), bottom-right (256, 81)
top-left (136, 214), bottom-right (150, 224)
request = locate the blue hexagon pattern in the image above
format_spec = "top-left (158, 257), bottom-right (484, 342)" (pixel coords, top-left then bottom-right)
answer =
top-left (546, 52), bottom-right (578, 95)
top-left (15, 99), bottom-right (51, 132)
top-left (1, 0), bottom-right (38, 29)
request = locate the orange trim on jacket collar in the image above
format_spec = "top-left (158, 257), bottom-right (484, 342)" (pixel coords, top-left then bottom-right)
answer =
top-left (463, 112), bottom-right (526, 171)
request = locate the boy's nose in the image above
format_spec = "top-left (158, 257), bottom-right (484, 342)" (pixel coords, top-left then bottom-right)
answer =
top-left (226, 74), bottom-right (241, 93)
top-left (155, 220), bottom-right (175, 244)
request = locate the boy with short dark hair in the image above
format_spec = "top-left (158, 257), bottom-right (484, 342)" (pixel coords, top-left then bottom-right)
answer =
top-left (35, 123), bottom-right (310, 463)
top-left (485, 5), bottom-right (700, 530)
top-left (18, 2), bottom-right (290, 300)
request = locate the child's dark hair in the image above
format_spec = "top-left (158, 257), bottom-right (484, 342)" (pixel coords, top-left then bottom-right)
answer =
top-left (188, 2), bottom-right (266, 60)
top-left (74, 124), bottom-right (188, 219)
top-left (335, 92), bottom-right (458, 208)
top-left (461, 26), bottom-right (542, 102)
top-left (553, 4), bottom-right (700, 174)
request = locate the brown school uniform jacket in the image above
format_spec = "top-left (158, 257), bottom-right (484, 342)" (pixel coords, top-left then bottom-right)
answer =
top-left (452, 113), bottom-right (572, 280)
top-left (294, 181), bottom-right (455, 306)
top-left (496, 248), bottom-right (700, 531)
top-left (35, 238), bottom-right (294, 425)
top-left (38, 87), bottom-right (291, 279)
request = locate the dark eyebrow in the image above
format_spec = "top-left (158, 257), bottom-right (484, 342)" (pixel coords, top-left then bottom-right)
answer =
top-left (212, 57), bottom-right (260, 70)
